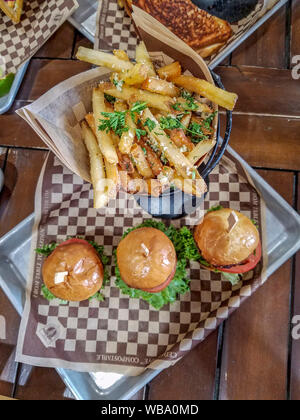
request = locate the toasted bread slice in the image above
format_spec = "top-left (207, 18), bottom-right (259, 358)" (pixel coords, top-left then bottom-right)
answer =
top-left (126, 0), bottom-right (232, 52)
top-left (0, 0), bottom-right (23, 24)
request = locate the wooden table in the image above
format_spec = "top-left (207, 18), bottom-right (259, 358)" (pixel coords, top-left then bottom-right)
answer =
top-left (0, 2), bottom-right (299, 400)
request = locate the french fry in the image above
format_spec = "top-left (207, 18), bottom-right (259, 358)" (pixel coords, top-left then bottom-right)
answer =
top-left (180, 112), bottom-right (192, 129)
top-left (93, 88), bottom-right (119, 164)
top-left (120, 115), bottom-right (137, 154)
top-left (141, 109), bottom-right (206, 195)
top-left (76, 47), bottom-right (133, 72)
top-left (145, 179), bottom-right (163, 197)
top-left (137, 138), bottom-right (164, 177)
top-left (85, 113), bottom-right (96, 136)
top-left (170, 129), bottom-right (194, 152)
top-left (187, 139), bottom-right (217, 165)
top-left (104, 159), bottom-right (119, 199)
top-left (113, 49), bottom-right (130, 61)
top-left (171, 75), bottom-right (238, 111)
top-left (135, 42), bottom-right (156, 77)
top-left (157, 166), bottom-right (175, 186)
top-left (98, 82), bottom-right (174, 113)
top-left (141, 77), bottom-right (179, 97)
top-left (116, 149), bottom-right (135, 174)
top-left (173, 175), bottom-right (204, 197)
top-left (130, 143), bottom-right (154, 179)
top-left (81, 122), bottom-right (109, 208)
top-left (119, 63), bottom-right (149, 86)
top-left (114, 100), bottom-right (128, 112)
top-left (157, 61), bottom-right (182, 81)
top-left (118, 166), bottom-right (133, 193)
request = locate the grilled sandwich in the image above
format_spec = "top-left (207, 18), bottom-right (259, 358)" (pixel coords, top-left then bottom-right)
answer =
top-left (0, 0), bottom-right (23, 24)
top-left (123, 0), bottom-right (232, 57)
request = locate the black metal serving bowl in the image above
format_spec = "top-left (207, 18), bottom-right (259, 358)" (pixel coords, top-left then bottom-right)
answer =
top-left (135, 71), bottom-right (233, 220)
top-left (191, 0), bottom-right (259, 23)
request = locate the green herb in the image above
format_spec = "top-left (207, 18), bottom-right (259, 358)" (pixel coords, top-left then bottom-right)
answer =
top-left (251, 219), bottom-right (259, 228)
top-left (104, 93), bottom-right (116, 104)
top-left (142, 147), bottom-right (147, 155)
top-left (180, 89), bottom-right (194, 101)
top-left (143, 118), bottom-right (156, 132)
top-left (207, 205), bottom-right (224, 213)
top-left (188, 121), bottom-right (208, 144)
top-left (113, 77), bottom-right (124, 91)
top-left (160, 116), bottom-right (182, 131)
top-left (135, 128), bottom-right (147, 140)
top-left (130, 101), bottom-right (148, 121)
top-left (171, 103), bottom-right (182, 111)
top-left (204, 111), bottom-right (218, 127)
top-left (98, 111), bottom-right (129, 137)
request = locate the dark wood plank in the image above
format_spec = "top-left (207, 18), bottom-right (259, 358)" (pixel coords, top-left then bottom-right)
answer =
top-left (15, 367), bottom-right (69, 400)
top-left (231, 7), bottom-right (287, 68)
top-left (0, 147), bottom-right (6, 169)
top-left (34, 22), bottom-right (75, 59)
top-left (219, 170), bottom-right (294, 400)
top-left (0, 114), bottom-right (47, 149)
top-left (291, 0), bottom-right (300, 61)
top-left (16, 59), bottom-right (92, 102)
top-left (220, 113), bottom-right (300, 171)
top-left (0, 344), bottom-right (14, 398)
top-left (0, 149), bottom-right (48, 237)
top-left (216, 66), bottom-right (300, 117)
top-left (290, 173), bottom-right (300, 401)
top-left (148, 330), bottom-right (219, 400)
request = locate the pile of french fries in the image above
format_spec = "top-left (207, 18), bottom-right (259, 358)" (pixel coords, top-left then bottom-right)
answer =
top-left (77, 43), bottom-right (238, 208)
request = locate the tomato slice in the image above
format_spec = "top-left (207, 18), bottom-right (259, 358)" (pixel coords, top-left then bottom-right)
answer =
top-left (218, 241), bottom-right (262, 274)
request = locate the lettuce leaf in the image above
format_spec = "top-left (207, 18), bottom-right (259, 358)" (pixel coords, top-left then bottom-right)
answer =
top-left (115, 258), bottom-right (189, 310)
top-left (114, 220), bottom-right (197, 310)
top-left (221, 271), bottom-right (241, 286)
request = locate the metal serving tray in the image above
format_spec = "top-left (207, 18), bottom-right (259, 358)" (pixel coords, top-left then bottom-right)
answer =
top-left (67, 0), bottom-right (289, 70)
top-left (0, 146), bottom-right (299, 400)
top-left (0, 60), bottom-right (29, 115)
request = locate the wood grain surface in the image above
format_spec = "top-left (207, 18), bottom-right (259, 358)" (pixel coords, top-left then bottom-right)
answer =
top-left (0, 1), bottom-right (299, 400)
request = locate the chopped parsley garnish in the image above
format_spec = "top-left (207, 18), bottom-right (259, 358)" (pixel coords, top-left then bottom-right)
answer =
top-left (130, 101), bottom-right (148, 122)
top-left (98, 111), bottom-right (129, 137)
top-left (113, 77), bottom-right (124, 91)
top-left (104, 93), bottom-right (116, 104)
top-left (143, 117), bottom-right (156, 132)
top-left (160, 116), bottom-right (182, 130)
top-left (188, 121), bottom-right (209, 144)
top-left (135, 128), bottom-right (147, 140)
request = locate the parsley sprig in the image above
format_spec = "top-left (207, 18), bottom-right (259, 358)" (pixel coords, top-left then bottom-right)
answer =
top-left (98, 101), bottom-right (148, 137)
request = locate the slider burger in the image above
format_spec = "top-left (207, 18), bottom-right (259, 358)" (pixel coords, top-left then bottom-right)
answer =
top-left (115, 221), bottom-right (192, 309)
top-left (38, 238), bottom-right (107, 302)
top-left (194, 207), bottom-right (261, 284)
top-left (117, 227), bottom-right (177, 293)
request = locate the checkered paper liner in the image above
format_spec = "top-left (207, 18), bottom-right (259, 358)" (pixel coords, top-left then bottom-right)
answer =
top-left (95, 0), bottom-right (277, 65)
top-left (0, 0), bottom-right (78, 75)
top-left (15, 149), bottom-right (267, 374)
